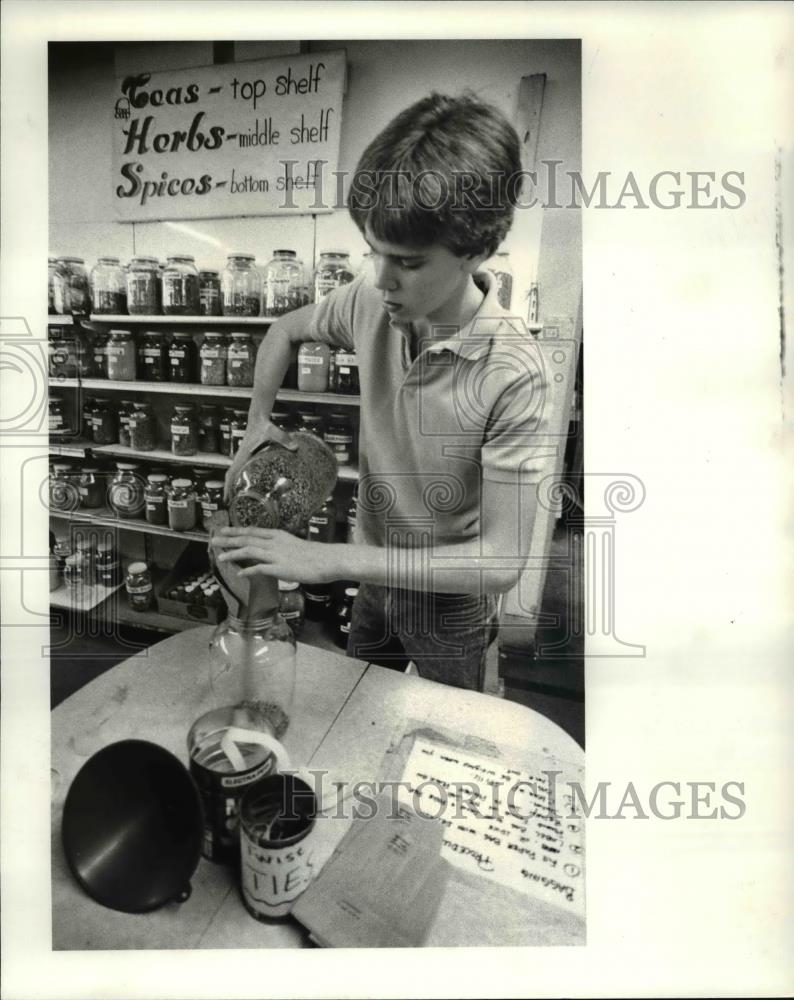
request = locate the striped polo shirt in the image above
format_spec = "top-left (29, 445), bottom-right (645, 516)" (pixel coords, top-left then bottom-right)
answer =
top-left (308, 270), bottom-right (549, 549)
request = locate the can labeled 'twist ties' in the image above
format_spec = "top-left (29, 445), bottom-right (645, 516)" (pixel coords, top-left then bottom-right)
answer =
top-left (187, 706), bottom-right (278, 865)
top-left (240, 773), bottom-right (317, 920)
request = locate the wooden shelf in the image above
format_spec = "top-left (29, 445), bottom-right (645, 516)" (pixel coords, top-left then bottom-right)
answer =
top-left (91, 444), bottom-right (231, 468)
top-left (48, 315), bottom-right (74, 326)
top-left (51, 378), bottom-right (360, 407)
top-left (49, 506), bottom-right (210, 542)
top-left (49, 436), bottom-right (93, 458)
top-left (49, 579), bottom-right (124, 613)
top-left (89, 314), bottom-right (282, 326)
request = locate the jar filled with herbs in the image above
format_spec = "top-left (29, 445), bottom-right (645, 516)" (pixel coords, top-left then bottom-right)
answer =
top-left (226, 331), bottom-right (256, 387)
top-left (198, 269), bottom-right (222, 316)
top-left (53, 257), bottom-right (91, 315)
top-left (90, 398), bottom-right (117, 446)
top-left (171, 404), bottom-right (199, 456)
top-left (77, 466), bottom-right (105, 509)
top-left (125, 561), bottom-right (154, 611)
top-left (106, 329), bottom-right (137, 381)
top-left (221, 253), bottom-right (262, 316)
top-left (198, 404), bottom-right (220, 453)
top-left (314, 250), bottom-right (354, 301)
top-left (199, 331), bottom-right (227, 386)
top-left (129, 401), bottom-right (158, 451)
top-left (168, 332), bottom-right (197, 383)
top-left (138, 330), bottom-right (167, 382)
top-left (264, 250), bottom-right (302, 315)
top-left (108, 462), bottom-right (146, 519)
top-left (167, 478), bottom-right (198, 531)
top-left (144, 473), bottom-right (169, 526)
top-left (199, 479), bottom-right (225, 530)
top-left (126, 256), bottom-right (161, 315)
top-left (162, 255), bottom-right (200, 315)
top-left (90, 256), bottom-right (127, 314)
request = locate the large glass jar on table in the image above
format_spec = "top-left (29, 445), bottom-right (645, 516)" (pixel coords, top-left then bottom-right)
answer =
top-left (199, 332), bottom-right (227, 386)
top-left (168, 332), bottom-right (197, 383)
top-left (53, 257), bottom-right (91, 315)
top-left (138, 330), bottom-right (167, 382)
top-left (108, 461), bottom-right (146, 519)
top-left (264, 250), bottom-right (302, 316)
top-left (126, 256), bottom-right (161, 315)
top-left (226, 332), bottom-right (255, 387)
top-left (90, 256), bottom-right (128, 315)
top-left (129, 401), bottom-right (158, 451)
top-left (162, 255), bottom-right (200, 315)
top-left (221, 254), bottom-right (262, 317)
top-left (105, 329), bottom-right (137, 381)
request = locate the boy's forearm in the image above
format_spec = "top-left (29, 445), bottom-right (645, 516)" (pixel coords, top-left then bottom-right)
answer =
top-left (246, 305), bottom-right (316, 431)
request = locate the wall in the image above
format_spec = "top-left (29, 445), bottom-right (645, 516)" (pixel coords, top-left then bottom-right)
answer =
top-left (49, 38), bottom-right (581, 314)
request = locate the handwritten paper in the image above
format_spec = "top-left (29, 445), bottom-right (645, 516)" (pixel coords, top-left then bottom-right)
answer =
top-left (111, 51), bottom-right (346, 220)
top-left (398, 736), bottom-right (585, 917)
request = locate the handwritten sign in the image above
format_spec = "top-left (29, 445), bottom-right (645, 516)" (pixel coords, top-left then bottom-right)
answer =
top-left (398, 736), bottom-right (585, 916)
top-left (111, 51), bottom-right (346, 221)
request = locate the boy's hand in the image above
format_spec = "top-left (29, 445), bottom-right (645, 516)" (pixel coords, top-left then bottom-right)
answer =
top-left (210, 527), bottom-right (344, 584)
top-left (224, 419), bottom-right (298, 501)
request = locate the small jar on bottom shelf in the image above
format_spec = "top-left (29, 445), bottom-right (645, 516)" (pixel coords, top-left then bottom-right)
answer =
top-left (171, 404), bottom-right (199, 456)
top-left (168, 478), bottom-right (198, 531)
top-left (144, 473), bottom-right (169, 525)
top-left (125, 561), bottom-right (154, 611)
top-left (95, 540), bottom-right (123, 587)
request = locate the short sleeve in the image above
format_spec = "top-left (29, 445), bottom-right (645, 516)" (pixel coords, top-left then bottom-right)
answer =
top-left (307, 276), bottom-right (361, 352)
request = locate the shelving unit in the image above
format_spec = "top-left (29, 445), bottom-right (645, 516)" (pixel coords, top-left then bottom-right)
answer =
top-left (49, 307), bottom-right (361, 643)
top-left (49, 579), bottom-right (124, 613)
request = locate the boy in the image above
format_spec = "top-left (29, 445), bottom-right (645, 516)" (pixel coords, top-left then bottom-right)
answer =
top-left (214, 92), bottom-right (546, 691)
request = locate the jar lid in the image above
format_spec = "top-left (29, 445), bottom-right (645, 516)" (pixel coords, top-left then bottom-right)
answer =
top-left (128, 561), bottom-right (148, 574)
top-left (172, 478), bottom-right (192, 488)
top-left (344, 586), bottom-right (359, 598)
top-left (167, 255), bottom-right (196, 262)
top-left (133, 401), bottom-right (151, 409)
top-left (319, 249), bottom-right (349, 257)
top-left (116, 461), bottom-right (139, 469)
top-left (142, 329), bottom-right (163, 336)
top-left (230, 331), bottom-right (251, 338)
top-left (93, 397), bottom-right (111, 404)
top-left (52, 463), bottom-right (72, 471)
top-left (329, 411), bottom-right (350, 421)
top-left (147, 473), bottom-right (168, 483)
top-left (232, 408), bottom-right (248, 417)
top-left (203, 330), bottom-right (224, 338)
top-left (227, 252), bottom-right (255, 261)
top-left (172, 331), bottom-right (194, 338)
top-left (109, 328), bottom-right (131, 336)
top-left (199, 268), bottom-right (220, 276)
top-left (82, 466), bottom-right (101, 473)
top-left (130, 256), bottom-right (159, 264)
top-left (273, 249), bottom-right (297, 257)
top-left (58, 256), bottom-right (85, 264)
top-left (205, 480), bottom-right (225, 489)
top-left (173, 404), bottom-right (194, 412)
top-left (97, 256), bottom-right (121, 264)
top-left (278, 580), bottom-right (300, 591)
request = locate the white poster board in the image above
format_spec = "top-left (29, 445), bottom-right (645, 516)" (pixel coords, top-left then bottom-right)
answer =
top-left (111, 50), bottom-right (346, 221)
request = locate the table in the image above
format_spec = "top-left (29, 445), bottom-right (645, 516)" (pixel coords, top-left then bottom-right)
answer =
top-left (51, 628), bottom-right (584, 949)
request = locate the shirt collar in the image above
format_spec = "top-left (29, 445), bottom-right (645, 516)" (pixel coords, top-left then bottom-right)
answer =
top-left (421, 270), bottom-right (513, 361)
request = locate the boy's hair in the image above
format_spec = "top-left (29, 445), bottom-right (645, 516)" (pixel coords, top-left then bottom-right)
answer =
top-left (348, 92), bottom-right (523, 260)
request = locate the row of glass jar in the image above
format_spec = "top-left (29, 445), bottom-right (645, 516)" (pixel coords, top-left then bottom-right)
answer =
top-left (49, 250), bottom-right (356, 317)
top-left (51, 532), bottom-right (124, 591)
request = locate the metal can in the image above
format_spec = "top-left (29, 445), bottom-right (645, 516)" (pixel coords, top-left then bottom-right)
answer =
top-left (239, 773), bottom-right (317, 919)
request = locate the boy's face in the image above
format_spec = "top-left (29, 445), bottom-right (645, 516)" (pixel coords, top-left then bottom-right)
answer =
top-left (363, 223), bottom-right (482, 326)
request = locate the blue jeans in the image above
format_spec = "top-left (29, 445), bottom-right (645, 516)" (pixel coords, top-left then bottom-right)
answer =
top-left (346, 583), bottom-right (500, 692)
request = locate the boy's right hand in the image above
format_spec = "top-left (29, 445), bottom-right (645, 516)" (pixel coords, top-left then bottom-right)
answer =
top-left (224, 419), bottom-right (299, 501)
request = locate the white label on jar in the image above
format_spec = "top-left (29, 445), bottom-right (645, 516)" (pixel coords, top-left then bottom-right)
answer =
top-left (142, 348), bottom-right (159, 358)
top-left (340, 622), bottom-right (351, 634)
top-left (335, 353), bottom-right (357, 366)
top-left (78, 486), bottom-right (90, 496)
top-left (120, 414), bottom-right (130, 425)
top-left (231, 428), bottom-right (245, 439)
top-left (300, 355), bottom-right (323, 366)
top-left (202, 349), bottom-right (220, 360)
top-left (231, 360), bottom-right (244, 368)
top-left (325, 434), bottom-right (352, 445)
top-left (171, 424), bottom-right (189, 435)
top-left (50, 416), bottom-right (63, 429)
top-left (107, 346), bottom-right (122, 357)
top-left (145, 501), bottom-right (161, 511)
top-left (170, 349), bottom-right (186, 359)
top-left (169, 500), bottom-right (188, 509)
top-left (202, 502), bottom-right (219, 512)
top-left (91, 417), bottom-right (101, 427)
top-left (126, 583), bottom-right (152, 595)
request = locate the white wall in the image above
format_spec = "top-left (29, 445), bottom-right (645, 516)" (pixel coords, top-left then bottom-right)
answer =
top-left (49, 38), bottom-right (581, 314)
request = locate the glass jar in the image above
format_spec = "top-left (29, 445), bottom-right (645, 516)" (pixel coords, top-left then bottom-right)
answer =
top-left (298, 412), bottom-right (324, 438)
top-left (108, 462), bottom-right (146, 519)
top-left (48, 326), bottom-right (79, 379)
top-left (330, 346), bottom-right (360, 395)
top-left (49, 397), bottom-right (67, 436)
top-left (53, 257), bottom-right (91, 315)
top-left (162, 255), bottom-right (200, 315)
top-left (168, 332), bottom-right (197, 383)
top-left (346, 487), bottom-right (358, 543)
top-left (127, 256), bottom-right (161, 315)
top-left (221, 253), bottom-right (262, 316)
top-left (278, 580), bottom-right (305, 639)
top-left (168, 478), bottom-right (197, 531)
top-left (488, 251), bottom-right (513, 310)
top-left (92, 331), bottom-right (109, 379)
top-left (90, 256), bottom-right (128, 315)
top-left (81, 395), bottom-right (95, 439)
top-left (229, 409), bottom-right (248, 457)
top-left (90, 398), bottom-right (117, 445)
top-left (227, 434), bottom-right (337, 533)
top-left (125, 561), bottom-right (154, 611)
top-left (334, 586), bottom-right (359, 649)
top-left (220, 408), bottom-right (233, 456)
top-left (199, 332), bottom-right (227, 386)
top-left (226, 332), bottom-right (256, 387)
top-left (78, 466), bottom-right (104, 509)
top-left (138, 330), bottom-right (167, 382)
top-left (48, 257), bottom-right (57, 313)
top-left (50, 463), bottom-right (80, 512)
top-left (307, 495), bottom-right (337, 544)
top-left (314, 250), bottom-right (354, 302)
top-left (199, 480), bottom-right (225, 531)
top-left (323, 412), bottom-right (354, 467)
top-left (171, 404), bottom-right (198, 456)
top-left (199, 269), bottom-right (222, 316)
top-left (129, 401), bottom-right (158, 451)
top-left (208, 612), bottom-right (295, 739)
top-left (106, 329), bottom-right (137, 381)
top-left (75, 336), bottom-right (94, 379)
top-left (264, 250), bottom-right (302, 316)
top-left (74, 537), bottom-right (97, 585)
top-left (191, 467), bottom-right (210, 497)
top-left (297, 342), bottom-right (331, 393)
top-left (198, 404), bottom-right (220, 453)
top-left (144, 473), bottom-right (169, 525)
top-left (64, 554), bottom-right (88, 595)
top-left (116, 399), bottom-right (133, 447)
top-left (53, 538), bottom-right (71, 579)
top-left (95, 540), bottom-right (122, 587)
top-left (270, 409), bottom-right (293, 433)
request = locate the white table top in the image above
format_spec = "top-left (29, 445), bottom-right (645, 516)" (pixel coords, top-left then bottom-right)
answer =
top-left (51, 627), bottom-right (584, 950)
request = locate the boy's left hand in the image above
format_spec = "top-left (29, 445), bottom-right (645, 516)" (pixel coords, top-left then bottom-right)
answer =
top-left (210, 527), bottom-right (342, 584)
